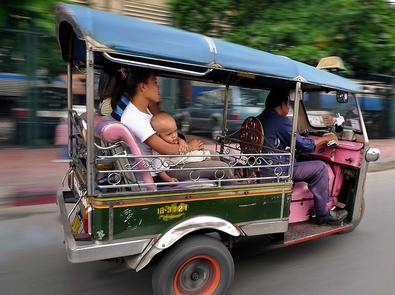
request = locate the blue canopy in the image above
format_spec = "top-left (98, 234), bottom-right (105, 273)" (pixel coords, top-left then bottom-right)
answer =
top-left (55, 3), bottom-right (361, 93)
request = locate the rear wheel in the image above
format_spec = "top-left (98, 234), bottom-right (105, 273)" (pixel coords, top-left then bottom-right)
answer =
top-left (152, 235), bottom-right (234, 295)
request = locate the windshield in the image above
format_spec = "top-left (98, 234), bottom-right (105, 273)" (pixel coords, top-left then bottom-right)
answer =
top-left (301, 91), bottom-right (362, 133)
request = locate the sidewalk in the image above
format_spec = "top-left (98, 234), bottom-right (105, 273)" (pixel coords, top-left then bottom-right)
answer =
top-left (0, 139), bottom-right (394, 206)
top-left (0, 148), bottom-right (69, 206)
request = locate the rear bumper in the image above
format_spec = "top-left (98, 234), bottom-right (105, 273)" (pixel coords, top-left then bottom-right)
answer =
top-left (56, 190), bottom-right (152, 264)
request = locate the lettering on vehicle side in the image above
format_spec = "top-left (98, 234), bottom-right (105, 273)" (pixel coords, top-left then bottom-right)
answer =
top-left (157, 203), bottom-right (188, 221)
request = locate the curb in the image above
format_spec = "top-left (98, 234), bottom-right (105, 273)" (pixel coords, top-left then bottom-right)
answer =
top-left (368, 159), bottom-right (395, 173)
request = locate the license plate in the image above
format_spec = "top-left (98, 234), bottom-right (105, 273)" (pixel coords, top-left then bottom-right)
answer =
top-left (70, 214), bottom-right (82, 234)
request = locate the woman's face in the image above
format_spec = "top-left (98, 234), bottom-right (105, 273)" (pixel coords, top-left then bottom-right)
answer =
top-left (143, 73), bottom-right (161, 103)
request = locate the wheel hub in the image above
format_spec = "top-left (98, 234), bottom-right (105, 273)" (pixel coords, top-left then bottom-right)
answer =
top-left (191, 271), bottom-right (200, 281)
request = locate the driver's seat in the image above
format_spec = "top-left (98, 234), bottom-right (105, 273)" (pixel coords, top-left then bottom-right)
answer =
top-left (238, 116), bottom-right (264, 154)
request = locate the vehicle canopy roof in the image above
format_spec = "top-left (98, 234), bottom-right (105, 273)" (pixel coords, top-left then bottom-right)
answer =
top-left (55, 3), bottom-right (361, 93)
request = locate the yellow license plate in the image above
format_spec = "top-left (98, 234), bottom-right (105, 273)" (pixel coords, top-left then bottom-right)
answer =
top-left (70, 214), bottom-right (82, 234)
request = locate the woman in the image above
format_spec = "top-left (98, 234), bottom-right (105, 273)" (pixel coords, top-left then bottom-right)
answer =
top-left (120, 66), bottom-right (248, 185)
top-left (98, 65), bottom-right (161, 120)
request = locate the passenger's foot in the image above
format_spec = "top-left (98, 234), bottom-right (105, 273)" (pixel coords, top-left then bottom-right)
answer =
top-left (315, 209), bottom-right (348, 225)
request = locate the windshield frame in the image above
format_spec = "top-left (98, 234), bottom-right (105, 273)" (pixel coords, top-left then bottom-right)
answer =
top-left (299, 90), bottom-right (364, 135)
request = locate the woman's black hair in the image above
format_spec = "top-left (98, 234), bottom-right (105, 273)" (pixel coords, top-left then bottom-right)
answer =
top-left (122, 66), bottom-right (156, 99)
top-left (103, 66), bottom-right (156, 116)
top-left (98, 64), bottom-right (123, 110)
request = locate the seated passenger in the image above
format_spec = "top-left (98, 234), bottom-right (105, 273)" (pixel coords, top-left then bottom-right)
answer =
top-left (111, 68), bottom-right (161, 121)
top-left (119, 66), bottom-right (253, 185)
top-left (98, 65), bottom-right (160, 120)
top-left (97, 64), bottom-right (123, 119)
top-left (256, 88), bottom-right (347, 224)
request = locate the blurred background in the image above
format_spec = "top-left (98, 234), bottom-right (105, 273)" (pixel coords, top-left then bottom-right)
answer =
top-left (1, 0), bottom-right (395, 150)
top-left (1, 3), bottom-right (395, 294)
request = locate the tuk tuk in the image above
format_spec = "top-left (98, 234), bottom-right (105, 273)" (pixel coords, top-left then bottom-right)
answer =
top-left (55, 3), bottom-right (380, 295)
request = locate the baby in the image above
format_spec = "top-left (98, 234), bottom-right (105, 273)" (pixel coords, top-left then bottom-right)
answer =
top-left (150, 111), bottom-right (212, 183)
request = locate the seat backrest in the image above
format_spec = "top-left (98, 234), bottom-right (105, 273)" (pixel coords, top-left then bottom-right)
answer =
top-left (238, 117), bottom-right (264, 154)
top-left (94, 117), bottom-right (155, 191)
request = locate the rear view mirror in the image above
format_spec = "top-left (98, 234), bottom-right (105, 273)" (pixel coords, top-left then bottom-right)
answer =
top-left (336, 91), bottom-right (348, 103)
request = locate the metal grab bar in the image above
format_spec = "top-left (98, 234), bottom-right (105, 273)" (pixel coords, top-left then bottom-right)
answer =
top-left (102, 52), bottom-right (213, 77)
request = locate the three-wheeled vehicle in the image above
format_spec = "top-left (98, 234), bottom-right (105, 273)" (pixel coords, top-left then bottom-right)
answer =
top-left (55, 3), bottom-right (380, 295)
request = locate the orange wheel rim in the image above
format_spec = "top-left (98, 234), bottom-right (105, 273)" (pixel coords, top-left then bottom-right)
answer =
top-left (174, 255), bottom-right (220, 295)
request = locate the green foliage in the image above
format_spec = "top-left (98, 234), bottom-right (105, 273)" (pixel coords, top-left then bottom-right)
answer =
top-left (0, 0), bottom-right (68, 78)
top-left (168, 0), bottom-right (395, 74)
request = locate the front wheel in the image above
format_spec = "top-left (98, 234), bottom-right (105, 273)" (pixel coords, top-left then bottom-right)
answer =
top-left (152, 235), bottom-right (234, 295)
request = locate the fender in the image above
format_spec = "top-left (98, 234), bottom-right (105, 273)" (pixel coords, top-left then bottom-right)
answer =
top-left (124, 215), bottom-right (241, 271)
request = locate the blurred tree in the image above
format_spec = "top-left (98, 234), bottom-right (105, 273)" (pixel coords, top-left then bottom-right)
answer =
top-left (0, 0), bottom-right (65, 78)
top-left (168, 0), bottom-right (395, 74)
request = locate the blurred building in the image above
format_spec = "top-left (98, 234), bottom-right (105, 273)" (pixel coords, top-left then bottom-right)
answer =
top-left (69, 0), bottom-right (173, 25)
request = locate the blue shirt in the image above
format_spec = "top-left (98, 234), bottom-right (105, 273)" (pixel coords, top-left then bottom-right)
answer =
top-left (110, 95), bottom-right (129, 121)
top-left (257, 108), bottom-right (316, 174)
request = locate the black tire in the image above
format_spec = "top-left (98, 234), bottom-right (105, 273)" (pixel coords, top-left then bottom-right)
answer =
top-left (211, 121), bottom-right (222, 140)
top-left (340, 197), bottom-right (365, 233)
top-left (152, 235), bottom-right (234, 295)
top-left (180, 115), bottom-right (191, 134)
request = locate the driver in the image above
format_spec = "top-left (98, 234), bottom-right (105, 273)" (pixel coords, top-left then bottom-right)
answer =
top-left (257, 88), bottom-right (348, 225)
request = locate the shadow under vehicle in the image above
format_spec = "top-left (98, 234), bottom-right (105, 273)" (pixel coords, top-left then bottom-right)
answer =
top-left (55, 3), bottom-right (380, 295)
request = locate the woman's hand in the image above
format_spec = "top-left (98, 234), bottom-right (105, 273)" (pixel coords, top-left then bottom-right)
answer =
top-left (178, 138), bottom-right (189, 154)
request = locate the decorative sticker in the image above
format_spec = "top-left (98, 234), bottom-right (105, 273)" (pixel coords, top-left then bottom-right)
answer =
top-left (350, 118), bottom-right (361, 131)
top-left (96, 229), bottom-right (105, 240)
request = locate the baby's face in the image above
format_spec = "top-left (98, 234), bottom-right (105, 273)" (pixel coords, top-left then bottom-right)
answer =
top-left (157, 119), bottom-right (178, 144)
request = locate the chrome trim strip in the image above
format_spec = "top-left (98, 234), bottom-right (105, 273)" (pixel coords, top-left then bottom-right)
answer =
top-left (238, 219), bottom-right (288, 236)
top-left (103, 52), bottom-right (213, 77)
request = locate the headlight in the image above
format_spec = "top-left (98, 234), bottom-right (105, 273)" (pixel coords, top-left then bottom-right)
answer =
top-left (365, 147), bottom-right (380, 162)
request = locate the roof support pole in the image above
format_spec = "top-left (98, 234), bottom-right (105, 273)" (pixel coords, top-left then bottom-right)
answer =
top-left (288, 82), bottom-right (301, 180)
top-left (86, 44), bottom-right (95, 196)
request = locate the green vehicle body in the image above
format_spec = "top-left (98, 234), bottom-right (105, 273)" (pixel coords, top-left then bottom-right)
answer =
top-left (90, 186), bottom-right (291, 241)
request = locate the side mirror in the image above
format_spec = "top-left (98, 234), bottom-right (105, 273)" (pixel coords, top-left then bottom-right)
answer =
top-left (336, 91), bottom-right (348, 103)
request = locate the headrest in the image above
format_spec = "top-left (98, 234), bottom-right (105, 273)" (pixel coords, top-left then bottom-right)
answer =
top-left (92, 116), bottom-right (154, 190)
